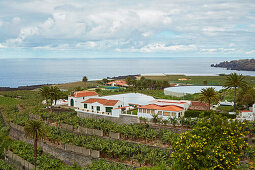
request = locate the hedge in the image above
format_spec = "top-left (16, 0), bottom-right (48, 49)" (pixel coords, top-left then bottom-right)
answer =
top-left (184, 110), bottom-right (236, 119)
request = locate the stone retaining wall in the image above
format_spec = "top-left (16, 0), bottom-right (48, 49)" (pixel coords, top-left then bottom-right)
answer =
top-left (109, 132), bottom-right (120, 139)
top-left (60, 123), bottom-right (74, 132)
top-left (6, 150), bottom-right (35, 170)
top-left (29, 114), bottom-right (41, 120)
top-left (29, 114), bottom-right (121, 139)
top-left (9, 127), bottom-right (93, 167)
top-left (77, 111), bottom-right (139, 125)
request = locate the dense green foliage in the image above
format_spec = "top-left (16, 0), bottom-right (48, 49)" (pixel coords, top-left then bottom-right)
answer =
top-left (0, 159), bottom-right (17, 170)
top-left (125, 76), bottom-right (169, 90)
top-left (184, 110), bottom-right (236, 119)
top-left (199, 87), bottom-right (219, 110)
top-left (38, 111), bottom-right (177, 144)
top-left (172, 114), bottom-right (248, 169)
top-left (9, 140), bottom-right (82, 170)
top-left (84, 160), bottom-right (133, 170)
top-left (45, 125), bottom-right (172, 166)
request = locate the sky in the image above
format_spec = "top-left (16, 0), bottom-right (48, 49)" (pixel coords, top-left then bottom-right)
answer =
top-left (0, 0), bottom-right (255, 58)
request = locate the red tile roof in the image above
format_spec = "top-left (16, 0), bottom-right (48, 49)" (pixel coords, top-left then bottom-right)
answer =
top-left (82, 98), bottom-right (119, 106)
top-left (107, 80), bottom-right (127, 86)
top-left (139, 104), bottom-right (184, 112)
top-left (72, 91), bottom-right (98, 98)
top-left (188, 101), bottom-right (211, 111)
top-left (241, 110), bottom-right (253, 112)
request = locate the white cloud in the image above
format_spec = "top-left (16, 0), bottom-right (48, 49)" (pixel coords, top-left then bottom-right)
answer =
top-left (12, 17), bottom-right (21, 24)
top-left (140, 43), bottom-right (197, 52)
top-left (0, 43), bottom-right (6, 48)
top-left (0, 0), bottom-right (254, 57)
top-left (246, 50), bottom-right (255, 54)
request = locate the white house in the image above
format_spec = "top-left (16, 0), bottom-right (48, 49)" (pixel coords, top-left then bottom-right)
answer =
top-left (237, 104), bottom-right (255, 121)
top-left (77, 98), bottom-right (124, 117)
top-left (138, 104), bottom-right (185, 120)
top-left (68, 91), bottom-right (98, 108)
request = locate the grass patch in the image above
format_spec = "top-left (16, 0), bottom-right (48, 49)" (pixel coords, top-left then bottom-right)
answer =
top-left (144, 75), bottom-right (255, 86)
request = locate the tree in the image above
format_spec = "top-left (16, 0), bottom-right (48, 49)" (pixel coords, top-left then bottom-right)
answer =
top-left (199, 87), bottom-right (218, 110)
top-left (102, 78), bottom-right (109, 84)
top-left (0, 127), bottom-right (11, 159)
top-left (82, 76), bottom-right (88, 83)
top-left (237, 85), bottom-right (255, 107)
top-left (48, 86), bottom-right (62, 108)
top-left (39, 86), bottom-right (50, 110)
top-left (169, 117), bottom-right (178, 127)
top-left (24, 120), bottom-right (46, 170)
top-left (224, 73), bottom-right (247, 112)
top-left (172, 114), bottom-right (247, 169)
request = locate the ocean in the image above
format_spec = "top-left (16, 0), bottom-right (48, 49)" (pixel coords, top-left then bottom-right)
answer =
top-left (0, 57), bottom-right (254, 88)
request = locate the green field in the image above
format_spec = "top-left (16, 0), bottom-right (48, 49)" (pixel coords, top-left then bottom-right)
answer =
top-left (144, 74), bottom-right (255, 86)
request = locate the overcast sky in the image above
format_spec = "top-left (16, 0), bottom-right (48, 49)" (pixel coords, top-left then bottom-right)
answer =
top-left (0, 0), bottom-right (255, 58)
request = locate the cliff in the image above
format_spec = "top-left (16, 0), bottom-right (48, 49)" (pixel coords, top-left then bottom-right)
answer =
top-left (211, 59), bottom-right (255, 71)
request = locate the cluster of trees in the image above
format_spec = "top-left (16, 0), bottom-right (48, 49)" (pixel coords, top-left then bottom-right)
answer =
top-left (125, 76), bottom-right (169, 90)
top-left (199, 73), bottom-right (249, 112)
top-left (172, 113), bottom-right (248, 169)
top-left (39, 86), bottom-right (63, 110)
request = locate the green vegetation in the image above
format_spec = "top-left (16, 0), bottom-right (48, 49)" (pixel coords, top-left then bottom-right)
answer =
top-left (184, 110), bottom-right (236, 119)
top-left (126, 76), bottom-right (169, 90)
top-left (45, 125), bottom-right (172, 167)
top-left (172, 114), bottom-right (248, 169)
top-left (224, 73), bottom-right (248, 111)
top-left (84, 160), bottom-right (133, 170)
top-left (199, 87), bottom-right (219, 110)
top-left (0, 159), bottom-right (17, 170)
top-left (9, 140), bottom-right (82, 169)
top-left (144, 74), bottom-right (255, 86)
top-left (24, 120), bottom-right (46, 169)
top-left (38, 111), bottom-right (177, 144)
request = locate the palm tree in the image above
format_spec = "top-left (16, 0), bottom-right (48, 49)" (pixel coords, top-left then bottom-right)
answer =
top-left (82, 76), bottom-right (88, 83)
top-left (199, 87), bottom-right (218, 110)
top-left (49, 86), bottom-right (62, 106)
top-left (39, 86), bottom-right (50, 110)
top-left (24, 120), bottom-right (45, 169)
top-left (224, 73), bottom-right (247, 112)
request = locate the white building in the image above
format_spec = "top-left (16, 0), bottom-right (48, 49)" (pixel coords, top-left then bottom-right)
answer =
top-left (68, 91), bottom-right (98, 107)
top-left (138, 104), bottom-right (185, 119)
top-left (238, 104), bottom-right (255, 121)
top-left (77, 98), bottom-right (124, 117)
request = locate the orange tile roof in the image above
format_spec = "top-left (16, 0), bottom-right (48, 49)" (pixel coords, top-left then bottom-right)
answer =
top-left (81, 98), bottom-right (119, 106)
top-left (72, 91), bottom-right (98, 98)
top-left (241, 110), bottom-right (253, 112)
top-left (189, 101), bottom-right (211, 111)
top-left (140, 104), bottom-right (184, 112)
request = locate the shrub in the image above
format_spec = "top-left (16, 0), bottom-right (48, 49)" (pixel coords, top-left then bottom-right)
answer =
top-left (172, 114), bottom-right (247, 169)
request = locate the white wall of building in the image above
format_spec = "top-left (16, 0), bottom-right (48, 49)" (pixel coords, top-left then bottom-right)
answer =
top-left (68, 95), bottom-right (99, 107)
top-left (138, 109), bottom-right (184, 120)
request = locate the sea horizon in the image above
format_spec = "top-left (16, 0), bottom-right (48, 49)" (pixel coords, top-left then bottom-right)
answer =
top-left (1, 57), bottom-right (255, 88)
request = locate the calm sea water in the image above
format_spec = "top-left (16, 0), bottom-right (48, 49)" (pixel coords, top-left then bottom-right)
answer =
top-left (0, 57), bottom-right (254, 88)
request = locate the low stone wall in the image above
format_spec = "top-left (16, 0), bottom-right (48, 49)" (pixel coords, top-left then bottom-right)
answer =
top-left (77, 111), bottom-right (139, 125)
top-left (6, 150), bottom-right (35, 170)
top-left (10, 122), bottom-right (24, 132)
top-left (9, 128), bottom-right (93, 167)
top-left (60, 123), bottom-right (74, 132)
top-left (109, 132), bottom-right (120, 139)
top-left (77, 127), bottom-right (104, 137)
top-left (29, 114), bottom-right (41, 120)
